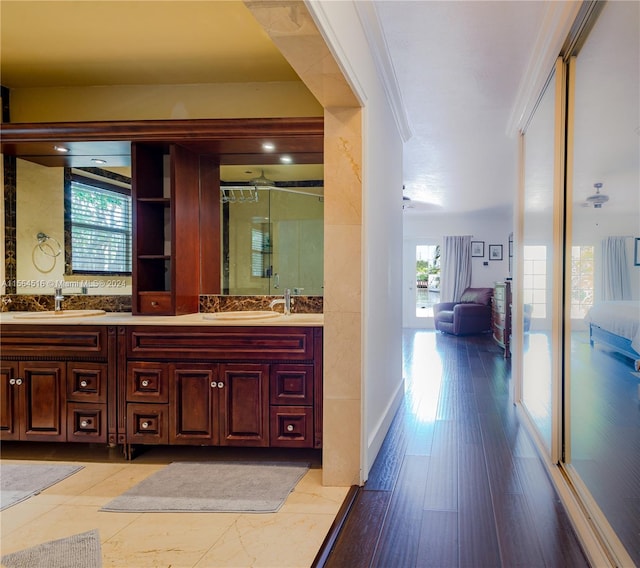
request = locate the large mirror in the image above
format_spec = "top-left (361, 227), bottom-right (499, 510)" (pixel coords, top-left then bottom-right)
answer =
top-left (9, 155), bottom-right (323, 296)
top-left (221, 164), bottom-right (323, 296)
top-left (520, 66), bottom-right (559, 453)
top-left (567, 1), bottom-right (639, 563)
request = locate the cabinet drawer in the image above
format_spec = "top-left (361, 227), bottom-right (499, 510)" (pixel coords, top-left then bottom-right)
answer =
top-left (137, 292), bottom-right (172, 315)
top-left (0, 325), bottom-right (107, 358)
top-left (127, 362), bottom-right (169, 403)
top-left (67, 402), bottom-right (107, 443)
top-left (127, 327), bottom-right (315, 361)
top-left (67, 363), bottom-right (107, 403)
top-left (270, 406), bottom-right (313, 448)
top-left (127, 403), bottom-right (168, 444)
top-left (270, 365), bottom-right (313, 406)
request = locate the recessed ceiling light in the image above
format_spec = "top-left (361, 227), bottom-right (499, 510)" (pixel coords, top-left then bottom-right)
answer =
top-left (280, 155), bottom-right (293, 164)
top-left (262, 142), bottom-right (275, 152)
top-left (54, 145), bottom-right (70, 153)
top-left (91, 158), bottom-right (107, 165)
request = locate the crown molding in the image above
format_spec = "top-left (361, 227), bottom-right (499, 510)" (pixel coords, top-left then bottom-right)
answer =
top-left (506, 1), bottom-right (582, 137)
top-left (354, 1), bottom-right (412, 142)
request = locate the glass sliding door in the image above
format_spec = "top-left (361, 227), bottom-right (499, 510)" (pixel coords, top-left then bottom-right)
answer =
top-left (403, 239), bottom-right (441, 327)
top-left (565, 1), bottom-right (640, 564)
top-left (520, 62), bottom-right (565, 456)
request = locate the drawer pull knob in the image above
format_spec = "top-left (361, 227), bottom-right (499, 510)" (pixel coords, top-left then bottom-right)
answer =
top-left (217, 382), bottom-right (224, 388)
top-left (81, 420), bottom-right (89, 428)
top-left (80, 380), bottom-right (88, 388)
top-left (141, 421), bottom-right (149, 429)
top-left (141, 379), bottom-right (149, 387)
top-left (286, 424), bottom-right (294, 432)
top-left (151, 301), bottom-right (159, 307)
top-left (15, 378), bottom-right (23, 386)
top-left (9, 378), bottom-right (16, 385)
top-left (211, 381), bottom-right (217, 388)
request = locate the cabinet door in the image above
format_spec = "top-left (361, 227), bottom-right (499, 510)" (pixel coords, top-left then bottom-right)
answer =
top-left (0, 362), bottom-right (20, 440)
top-left (20, 362), bottom-right (67, 441)
top-left (169, 363), bottom-right (219, 445)
top-left (219, 363), bottom-right (269, 447)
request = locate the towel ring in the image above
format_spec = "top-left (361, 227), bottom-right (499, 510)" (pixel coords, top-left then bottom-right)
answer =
top-left (36, 232), bottom-right (62, 258)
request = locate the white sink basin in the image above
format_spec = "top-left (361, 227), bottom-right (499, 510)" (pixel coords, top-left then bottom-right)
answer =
top-left (13, 309), bottom-right (107, 320)
top-left (202, 310), bottom-right (281, 321)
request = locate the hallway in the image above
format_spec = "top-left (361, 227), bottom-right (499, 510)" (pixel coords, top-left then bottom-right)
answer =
top-left (319, 330), bottom-right (589, 567)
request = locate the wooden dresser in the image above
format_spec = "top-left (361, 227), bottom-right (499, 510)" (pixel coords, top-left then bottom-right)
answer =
top-left (492, 281), bottom-right (512, 358)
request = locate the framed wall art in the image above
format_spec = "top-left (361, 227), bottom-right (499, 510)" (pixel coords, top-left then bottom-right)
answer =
top-left (489, 244), bottom-right (503, 261)
top-left (471, 241), bottom-right (485, 257)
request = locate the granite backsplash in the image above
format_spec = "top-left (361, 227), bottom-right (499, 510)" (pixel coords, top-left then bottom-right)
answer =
top-left (0, 294), bottom-right (323, 314)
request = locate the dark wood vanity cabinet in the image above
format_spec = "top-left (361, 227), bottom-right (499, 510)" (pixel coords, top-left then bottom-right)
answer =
top-left (0, 322), bottom-right (322, 454)
top-left (126, 361), bottom-right (270, 447)
top-left (0, 325), bottom-right (112, 444)
top-left (123, 325), bottom-right (322, 451)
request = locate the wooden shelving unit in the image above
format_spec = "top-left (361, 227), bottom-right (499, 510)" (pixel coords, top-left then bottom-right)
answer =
top-left (131, 142), bottom-right (200, 315)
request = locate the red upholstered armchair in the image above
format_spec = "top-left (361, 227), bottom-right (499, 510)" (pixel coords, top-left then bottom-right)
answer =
top-left (433, 287), bottom-right (493, 335)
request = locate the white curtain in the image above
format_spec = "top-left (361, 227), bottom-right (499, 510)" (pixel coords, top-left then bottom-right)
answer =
top-left (601, 236), bottom-right (631, 300)
top-left (440, 235), bottom-right (472, 302)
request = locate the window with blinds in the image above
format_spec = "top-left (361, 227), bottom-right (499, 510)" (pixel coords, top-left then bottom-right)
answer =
top-left (251, 224), bottom-right (271, 278)
top-left (69, 171), bottom-right (132, 274)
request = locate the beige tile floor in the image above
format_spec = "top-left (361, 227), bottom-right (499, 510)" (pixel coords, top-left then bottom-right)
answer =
top-left (0, 444), bottom-right (348, 568)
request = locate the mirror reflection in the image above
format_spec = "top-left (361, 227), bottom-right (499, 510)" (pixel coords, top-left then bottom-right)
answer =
top-left (568, 1), bottom-right (639, 563)
top-left (521, 68), bottom-right (557, 452)
top-left (220, 164), bottom-right (323, 295)
top-left (12, 157), bottom-right (324, 296)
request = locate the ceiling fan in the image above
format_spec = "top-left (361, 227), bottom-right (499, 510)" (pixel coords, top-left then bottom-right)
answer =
top-left (583, 182), bottom-right (609, 208)
top-left (402, 185), bottom-right (413, 209)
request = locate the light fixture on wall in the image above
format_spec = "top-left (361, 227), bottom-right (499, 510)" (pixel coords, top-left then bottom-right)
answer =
top-left (584, 182), bottom-right (609, 208)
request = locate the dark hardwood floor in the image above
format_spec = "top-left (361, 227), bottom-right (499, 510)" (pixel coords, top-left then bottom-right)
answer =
top-left (318, 330), bottom-right (589, 568)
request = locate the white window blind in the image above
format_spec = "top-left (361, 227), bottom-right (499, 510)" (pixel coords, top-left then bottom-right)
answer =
top-left (71, 175), bottom-right (132, 274)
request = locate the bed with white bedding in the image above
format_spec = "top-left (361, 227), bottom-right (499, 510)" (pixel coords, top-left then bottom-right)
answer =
top-left (585, 301), bottom-right (640, 370)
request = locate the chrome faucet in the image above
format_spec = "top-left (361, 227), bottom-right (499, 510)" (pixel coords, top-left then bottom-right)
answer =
top-left (54, 288), bottom-right (64, 312)
top-left (269, 288), bottom-right (293, 315)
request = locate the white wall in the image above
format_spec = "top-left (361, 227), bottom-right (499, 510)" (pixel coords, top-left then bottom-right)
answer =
top-left (311, 0), bottom-right (405, 480)
top-left (403, 205), bottom-right (514, 286)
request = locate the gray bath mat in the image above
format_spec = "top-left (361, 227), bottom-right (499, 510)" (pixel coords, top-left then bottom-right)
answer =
top-left (100, 461), bottom-right (309, 513)
top-left (0, 464), bottom-right (84, 510)
top-left (1, 529), bottom-right (102, 568)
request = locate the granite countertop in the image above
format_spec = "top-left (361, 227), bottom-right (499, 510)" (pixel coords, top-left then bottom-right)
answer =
top-left (0, 311), bottom-right (324, 327)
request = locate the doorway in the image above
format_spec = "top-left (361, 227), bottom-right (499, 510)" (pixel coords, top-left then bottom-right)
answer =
top-left (403, 239), bottom-right (441, 328)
